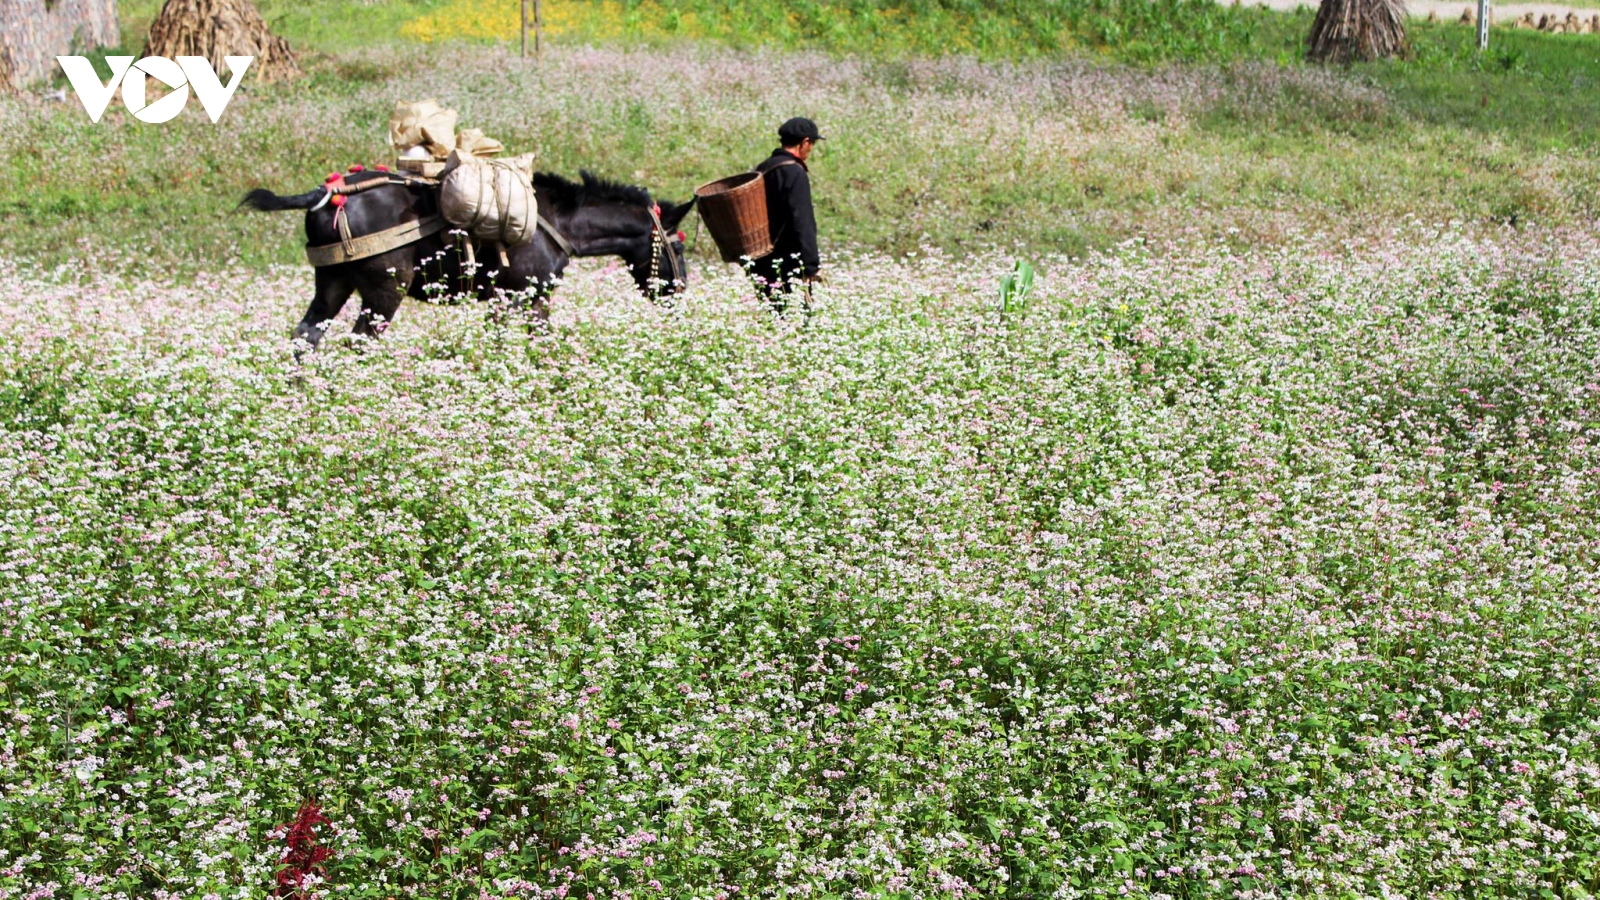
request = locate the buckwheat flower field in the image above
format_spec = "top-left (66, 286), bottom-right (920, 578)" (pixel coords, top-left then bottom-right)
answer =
top-left (2, 231), bottom-right (1599, 899)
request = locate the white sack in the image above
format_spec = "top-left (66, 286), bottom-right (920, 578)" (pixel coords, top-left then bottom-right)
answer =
top-left (438, 151), bottom-right (539, 247)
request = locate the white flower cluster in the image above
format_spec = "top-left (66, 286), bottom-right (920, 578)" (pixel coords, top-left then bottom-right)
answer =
top-left (0, 228), bottom-right (1598, 898)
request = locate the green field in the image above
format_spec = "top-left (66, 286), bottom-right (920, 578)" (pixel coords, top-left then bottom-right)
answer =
top-left (5, 1), bottom-right (1600, 272)
top-left (3, 2), bottom-right (1600, 898)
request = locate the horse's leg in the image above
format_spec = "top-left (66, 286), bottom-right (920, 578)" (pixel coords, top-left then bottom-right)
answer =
top-left (502, 239), bottom-right (562, 333)
top-left (407, 235), bottom-right (454, 303)
top-left (502, 280), bottom-right (551, 333)
top-left (294, 267), bottom-right (355, 351)
top-left (351, 251), bottom-right (415, 340)
top-left (526, 284), bottom-right (552, 330)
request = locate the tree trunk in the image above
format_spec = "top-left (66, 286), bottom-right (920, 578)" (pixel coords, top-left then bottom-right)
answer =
top-left (0, 0), bottom-right (119, 93)
top-left (145, 0), bottom-right (299, 83)
top-left (1307, 0), bottom-right (1408, 63)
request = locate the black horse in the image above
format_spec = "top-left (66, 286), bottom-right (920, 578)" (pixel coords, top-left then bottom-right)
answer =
top-left (242, 169), bottom-right (696, 349)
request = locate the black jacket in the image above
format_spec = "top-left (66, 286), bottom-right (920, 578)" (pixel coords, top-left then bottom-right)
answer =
top-left (754, 148), bottom-right (819, 277)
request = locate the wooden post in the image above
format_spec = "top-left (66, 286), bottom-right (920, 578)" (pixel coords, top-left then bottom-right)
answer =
top-left (1477, 0), bottom-right (1490, 47)
top-left (535, 0), bottom-right (543, 60)
top-left (521, 0), bottom-right (529, 58)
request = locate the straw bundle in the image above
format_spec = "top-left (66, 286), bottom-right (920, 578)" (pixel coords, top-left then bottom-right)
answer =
top-left (145, 0), bottom-right (299, 83)
top-left (1306, 0), bottom-right (1407, 63)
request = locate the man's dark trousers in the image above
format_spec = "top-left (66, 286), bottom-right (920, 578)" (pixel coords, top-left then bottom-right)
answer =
top-left (749, 148), bottom-right (819, 313)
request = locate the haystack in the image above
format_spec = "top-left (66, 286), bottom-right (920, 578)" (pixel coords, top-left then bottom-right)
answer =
top-left (145, 0), bottom-right (299, 83)
top-left (1307, 0), bottom-right (1407, 63)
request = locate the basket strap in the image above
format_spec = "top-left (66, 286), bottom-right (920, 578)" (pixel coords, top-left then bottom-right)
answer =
top-left (754, 157), bottom-right (801, 174)
top-left (751, 157), bottom-right (803, 251)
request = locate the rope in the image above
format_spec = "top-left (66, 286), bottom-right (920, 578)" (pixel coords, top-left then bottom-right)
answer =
top-left (493, 166), bottom-right (512, 245)
top-left (686, 210), bottom-right (702, 258)
top-left (306, 173), bottom-right (584, 268)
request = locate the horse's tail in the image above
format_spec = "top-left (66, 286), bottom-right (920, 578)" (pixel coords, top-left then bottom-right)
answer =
top-left (239, 187), bottom-right (325, 211)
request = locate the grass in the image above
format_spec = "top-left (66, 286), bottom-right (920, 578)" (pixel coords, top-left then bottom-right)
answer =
top-left (1376, 22), bottom-right (1600, 147)
top-left (117, 0), bottom-right (448, 54)
top-left (2, 3), bottom-right (1596, 278)
top-left (113, 0), bottom-right (1257, 61)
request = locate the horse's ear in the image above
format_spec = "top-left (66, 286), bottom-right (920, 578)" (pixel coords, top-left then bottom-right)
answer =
top-left (660, 197), bottom-right (696, 230)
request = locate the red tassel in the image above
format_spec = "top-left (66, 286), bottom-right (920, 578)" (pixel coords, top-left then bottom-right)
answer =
top-left (348, 164), bottom-right (365, 173)
top-left (374, 164), bottom-right (389, 172)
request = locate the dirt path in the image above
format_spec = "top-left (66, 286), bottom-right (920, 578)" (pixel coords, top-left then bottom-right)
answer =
top-left (1234, 0), bottom-right (1600, 24)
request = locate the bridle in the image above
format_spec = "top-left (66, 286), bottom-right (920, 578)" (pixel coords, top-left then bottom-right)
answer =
top-left (647, 202), bottom-right (685, 299)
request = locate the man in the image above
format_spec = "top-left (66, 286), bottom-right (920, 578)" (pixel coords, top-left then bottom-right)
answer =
top-left (749, 117), bottom-right (823, 313)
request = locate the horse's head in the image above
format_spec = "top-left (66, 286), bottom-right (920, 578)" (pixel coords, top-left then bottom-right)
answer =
top-left (534, 172), bottom-right (699, 302)
top-left (632, 197), bottom-right (696, 301)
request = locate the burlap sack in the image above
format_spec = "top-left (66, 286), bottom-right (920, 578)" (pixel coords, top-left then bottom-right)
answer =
top-left (389, 99), bottom-right (459, 159)
top-left (438, 151), bottom-right (539, 247)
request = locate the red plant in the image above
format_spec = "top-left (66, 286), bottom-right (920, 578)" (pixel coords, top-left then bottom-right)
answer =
top-left (274, 800), bottom-right (334, 897)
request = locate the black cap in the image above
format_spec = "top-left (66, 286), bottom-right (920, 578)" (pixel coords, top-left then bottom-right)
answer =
top-left (778, 117), bottom-right (824, 143)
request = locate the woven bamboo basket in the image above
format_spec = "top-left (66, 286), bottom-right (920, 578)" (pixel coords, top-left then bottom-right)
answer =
top-left (694, 171), bottom-right (771, 263)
